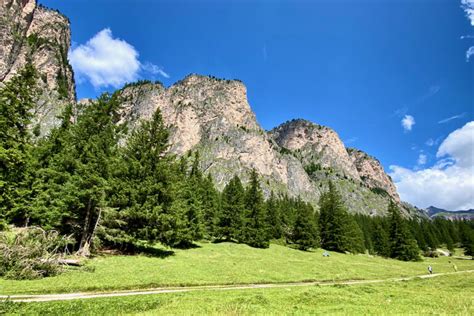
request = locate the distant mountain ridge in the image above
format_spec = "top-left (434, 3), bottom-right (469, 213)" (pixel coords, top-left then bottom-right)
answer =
top-left (425, 206), bottom-right (474, 220)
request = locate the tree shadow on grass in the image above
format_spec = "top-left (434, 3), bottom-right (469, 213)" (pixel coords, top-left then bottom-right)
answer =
top-left (110, 243), bottom-right (175, 258)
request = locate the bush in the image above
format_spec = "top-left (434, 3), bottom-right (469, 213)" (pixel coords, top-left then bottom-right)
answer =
top-left (0, 227), bottom-right (73, 280)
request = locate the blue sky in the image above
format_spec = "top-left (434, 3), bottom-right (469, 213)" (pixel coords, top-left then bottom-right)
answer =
top-left (40, 0), bottom-right (474, 210)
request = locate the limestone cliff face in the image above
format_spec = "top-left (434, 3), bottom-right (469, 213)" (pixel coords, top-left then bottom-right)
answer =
top-left (0, 0), bottom-right (75, 135)
top-left (347, 148), bottom-right (400, 202)
top-left (117, 76), bottom-right (315, 200)
top-left (269, 119), bottom-right (360, 180)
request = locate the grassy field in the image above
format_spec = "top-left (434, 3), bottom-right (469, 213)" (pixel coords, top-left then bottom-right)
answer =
top-left (2, 274), bottom-right (473, 315)
top-left (0, 242), bottom-right (472, 295)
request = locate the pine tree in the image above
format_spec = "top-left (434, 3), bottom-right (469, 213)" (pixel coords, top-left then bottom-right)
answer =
top-left (372, 221), bottom-right (390, 257)
top-left (265, 191), bottom-right (282, 239)
top-left (319, 181), bottom-right (364, 253)
top-left (242, 169), bottom-right (269, 248)
top-left (216, 175), bottom-right (245, 241)
top-left (0, 64), bottom-right (38, 226)
top-left (104, 108), bottom-right (193, 249)
top-left (388, 201), bottom-right (420, 261)
top-left (289, 199), bottom-right (319, 250)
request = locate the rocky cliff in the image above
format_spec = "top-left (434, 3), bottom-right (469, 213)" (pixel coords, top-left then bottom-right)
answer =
top-left (117, 77), bottom-right (316, 202)
top-left (0, 0), bottom-right (75, 135)
top-left (117, 78), bottom-right (406, 215)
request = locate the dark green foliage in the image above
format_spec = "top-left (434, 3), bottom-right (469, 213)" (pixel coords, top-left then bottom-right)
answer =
top-left (289, 199), bottom-right (319, 250)
top-left (265, 192), bottom-right (282, 239)
top-left (319, 182), bottom-right (364, 253)
top-left (216, 175), bottom-right (245, 241)
top-left (0, 64), bottom-right (38, 226)
top-left (304, 162), bottom-right (321, 176)
top-left (388, 202), bottom-right (421, 261)
top-left (56, 70), bottom-right (69, 99)
top-left (242, 169), bottom-right (270, 248)
top-left (370, 187), bottom-right (389, 197)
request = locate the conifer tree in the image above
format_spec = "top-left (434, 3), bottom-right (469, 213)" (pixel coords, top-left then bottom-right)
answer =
top-left (265, 191), bottom-right (282, 239)
top-left (216, 175), bottom-right (245, 241)
top-left (388, 201), bottom-right (420, 261)
top-left (372, 222), bottom-right (390, 257)
top-left (319, 182), bottom-right (364, 253)
top-left (289, 199), bottom-right (319, 250)
top-left (0, 64), bottom-right (38, 226)
top-left (242, 169), bottom-right (269, 248)
top-left (105, 108), bottom-right (193, 249)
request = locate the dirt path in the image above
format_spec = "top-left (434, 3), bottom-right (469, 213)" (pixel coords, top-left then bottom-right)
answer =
top-left (3, 270), bottom-right (473, 303)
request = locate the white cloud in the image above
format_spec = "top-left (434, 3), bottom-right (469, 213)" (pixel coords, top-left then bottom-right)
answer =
top-left (466, 46), bottom-right (474, 61)
top-left (417, 154), bottom-right (427, 165)
top-left (142, 62), bottom-right (170, 79)
top-left (69, 28), bottom-right (169, 88)
top-left (438, 112), bottom-right (466, 124)
top-left (461, 0), bottom-right (474, 26)
top-left (401, 115), bottom-right (415, 132)
top-left (390, 121), bottom-right (474, 211)
top-left (461, 1), bottom-right (474, 61)
top-left (437, 121), bottom-right (474, 168)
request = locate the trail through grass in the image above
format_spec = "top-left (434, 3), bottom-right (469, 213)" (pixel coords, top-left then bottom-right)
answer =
top-left (2, 274), bottom-right (472, 315)
top-left (1, 242), bottom-right (472, 295)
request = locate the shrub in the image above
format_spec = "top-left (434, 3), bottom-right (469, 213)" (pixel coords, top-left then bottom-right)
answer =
top-left (0, 227), bottom-right (73, 280)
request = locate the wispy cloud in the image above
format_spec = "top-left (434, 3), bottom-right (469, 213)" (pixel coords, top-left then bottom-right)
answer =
top-left (401, 115), bottom-right (415, 132)
top-left (438, 112), bottom-right (466, 124)
top-left (142, 62), bottom-right (170, 79)
top-left (417, 153), bottom-right (427, 165)
top-left (344, 137), bottom-right (358, 145)
top-left (69, 28), bottom-right (169, 89)
top-left (461, 0), bottom-right (474, 26)
top-left (466, 46), bottom-right (474, 61)
top-left (461, 0), bottom-right (474, 61)
top-left (425, 137), bottom-right (442, 147)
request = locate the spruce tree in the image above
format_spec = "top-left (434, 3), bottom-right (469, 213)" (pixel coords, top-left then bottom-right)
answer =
top-left (0, 64), bottom-right (38, 226)
top-left (242, 169), bottom-right (269, 248)
top-left (388, 201), bottom-right (420, 261)
top-left (265, 191), bottom-right (282, 239)
top-left (319, 181), bottom-right (364, 253)
top-left (289, 199), bottom-right (319, 250)
top-left (105, 108), bottom-right (191, 249)
top-left (216, 175), bottom-right (245, 241)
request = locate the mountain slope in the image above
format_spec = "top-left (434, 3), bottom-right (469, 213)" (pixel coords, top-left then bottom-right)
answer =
top-left (0, 0), bottom-right (75, 135)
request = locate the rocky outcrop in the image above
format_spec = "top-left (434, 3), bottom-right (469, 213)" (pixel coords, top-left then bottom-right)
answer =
top-left (269, 119), bottom-right (360, 180)
top-left (0, 0), bottom-right (75, 135)
top-left (117, 76), bottom-right (316, 201)
top-left (347, 148), bottom-right (400, 202)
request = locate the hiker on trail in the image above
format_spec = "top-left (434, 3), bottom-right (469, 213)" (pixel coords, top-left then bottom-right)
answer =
top-left (428, 265), bottom-right (433, 274)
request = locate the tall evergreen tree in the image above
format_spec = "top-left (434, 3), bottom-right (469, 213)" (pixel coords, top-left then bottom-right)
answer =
top-left (319, 182), bottom-right (364, 253)
top-left (265, 191), bottom-right (282, 239)
top-left (242, 169), bottom-right (270, 248)
top-left (289, 199), bottom-right (319, 250)
top-left (388, 201), bottom-right (420, 261)
top-left (0, 64), bottom-right (38, 226)
top-left (216, 175), bottom-right (245, 241)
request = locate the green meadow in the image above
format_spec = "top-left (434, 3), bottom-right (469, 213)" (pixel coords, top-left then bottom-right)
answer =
top-left (2, 274), bottom-right (473, 315)
top-left (1, 242), bottom-right (472, 295)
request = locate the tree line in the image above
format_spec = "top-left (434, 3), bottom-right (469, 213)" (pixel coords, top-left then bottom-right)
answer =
top-left (1, 66), bottom-right (473, 261)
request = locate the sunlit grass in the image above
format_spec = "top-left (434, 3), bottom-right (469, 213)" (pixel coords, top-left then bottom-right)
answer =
top-left (2, 274), bottom-right (473, 315)
top-left (1, 242), bottom-right (472, 295)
